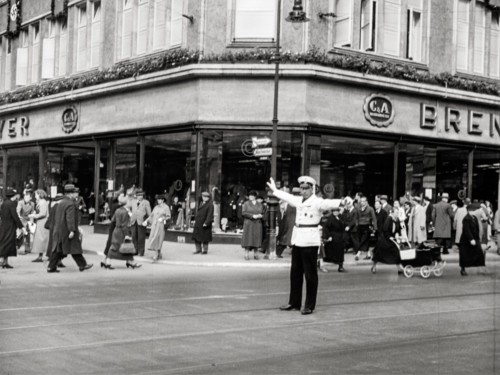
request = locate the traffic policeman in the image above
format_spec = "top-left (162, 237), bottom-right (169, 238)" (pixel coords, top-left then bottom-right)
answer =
top-left (267, 176), bottom-right (342, 315)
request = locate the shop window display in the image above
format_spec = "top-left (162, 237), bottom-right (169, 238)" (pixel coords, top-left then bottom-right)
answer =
top-left (199, 130), bottom-right (302, 233)
top-left (320, 135), bottom-right (394, 202)
top-left (45, 141), bottom-right (95, 223)
top-left (472, 150), bottom-right (500, 207)
top-left (6, 146), bottom-right (39, 193)
top-left (144, 132), bottom-right (195, 229)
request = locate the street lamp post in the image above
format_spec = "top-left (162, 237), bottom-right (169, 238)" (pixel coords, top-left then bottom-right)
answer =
top-left (267, 0), bottom-right (309, 260)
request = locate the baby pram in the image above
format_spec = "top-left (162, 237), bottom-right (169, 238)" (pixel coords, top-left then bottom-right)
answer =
top-left (397, 240), bottom-right (446, 279)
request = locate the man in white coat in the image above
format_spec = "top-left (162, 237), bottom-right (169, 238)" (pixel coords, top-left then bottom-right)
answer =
top-left (411, 197), bottom-right (427, 245)
top-left (267, 176), bottom-right (342, 315)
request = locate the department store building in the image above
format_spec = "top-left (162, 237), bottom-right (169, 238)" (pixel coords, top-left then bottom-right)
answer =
top-left (0, 0), bottom-right (499, 231)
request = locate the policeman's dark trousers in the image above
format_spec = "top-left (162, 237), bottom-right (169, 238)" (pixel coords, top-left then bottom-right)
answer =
top-left (289, 246), bottom-right (318, 311)
top-left (357, 225), bottom-right (371, 252)
top-left (131, 223), bottom-right (147, 256)
top-left (194, 241), bottom-right (209, 253)
top-left (48, 245), bottom-right (87, 270)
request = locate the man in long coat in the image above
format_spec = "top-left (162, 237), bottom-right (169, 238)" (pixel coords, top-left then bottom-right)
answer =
top-left (459, 203), bottom-right (485, 276)
top-left (192, 192), bottom-right (214, 254)
top-left (0, 188), bottom-right (25, 268)
top-left (432, 193), bottom-right (453, 254)
top-left (341, 197), bottom-right (358, 253)
top-left (47, 184), bottom-right (93, 273)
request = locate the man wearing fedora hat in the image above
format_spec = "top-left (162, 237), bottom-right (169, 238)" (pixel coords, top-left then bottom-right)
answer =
top-left (432, 192), bottom-right (454, 255)
top-left (47, 184), bottom-right (93, 272)
top-left (0, 188), bottom-right (26, 268)
top-left (128, 188), bottom-right (151, 256)
top-left (268, 176), bottom-right (342, 315)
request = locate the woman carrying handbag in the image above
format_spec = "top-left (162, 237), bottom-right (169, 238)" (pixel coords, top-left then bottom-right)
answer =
top-left (102, 193), bottom-right (141, 269)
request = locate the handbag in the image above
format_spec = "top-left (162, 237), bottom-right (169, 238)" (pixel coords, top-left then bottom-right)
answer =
top-left (119, 238), bottom-right (136, 255)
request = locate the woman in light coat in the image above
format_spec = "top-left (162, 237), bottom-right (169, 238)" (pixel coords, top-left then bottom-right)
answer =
top-left (29, 189), bottom-right (50, 263)
top-left (409, 197), bottom-right (426, 245)
top-left (145, 195), bottom-right (171, 261)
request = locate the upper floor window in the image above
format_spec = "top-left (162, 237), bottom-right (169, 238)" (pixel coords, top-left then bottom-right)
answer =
top-left (334, 0), bottom-right (353, 47)
top-left (233, 0), bottom-right (277, 41)
top-left (16, 29), bottom-right (29, 86)
top-left (137, 0), bottom-right (149, 54)
top-left (406, 0), bottom-right (423, 61)
top-left (119, 0), bottom-right (183, 61)
top-left (490, 12), bottom-right (500, 77)
top-left (170, 0), bottom-right (183, 46)
top-left (473, 1), bottom-right (485, 74)
top-left (455, 0), bottom-right (494, 76)
top-left (31, 23), bottom-right (41, 83)
top-left (360, 0), bottom-right (376, 51)
top-left (90, 0), bottom-right (102, 67)
top-left (76, 3), bottom-right (88, 71)
top-left (42, 20), bottom-right (56, 80)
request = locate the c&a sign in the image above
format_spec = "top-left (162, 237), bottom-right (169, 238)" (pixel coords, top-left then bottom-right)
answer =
top-left (363, 94), bottom-right (395, 128)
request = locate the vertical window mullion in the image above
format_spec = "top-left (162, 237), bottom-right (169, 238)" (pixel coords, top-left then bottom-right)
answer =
top-left (122, 0), bottom-right (133, 58)
top-left (90, 0), bottom-right (102, 67)
top-left (137, 0), bottom-right (149, 54)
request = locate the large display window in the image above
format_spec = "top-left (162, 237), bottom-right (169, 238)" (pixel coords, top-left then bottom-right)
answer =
top-left (6, 146), bottom-right (39, 193)
top-left (319, 135), bottom-right (395, 201)
top-left (473, 150), bottom-right (500, 207)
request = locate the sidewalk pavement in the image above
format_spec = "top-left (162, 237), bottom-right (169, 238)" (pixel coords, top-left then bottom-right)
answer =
top-left (79, 226), bottom-right (500, 269)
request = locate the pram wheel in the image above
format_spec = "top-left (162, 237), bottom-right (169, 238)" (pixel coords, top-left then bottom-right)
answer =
top-left (433, 267), bottom-right (443, 277)
top-left (420, 265), bottom-right (431, 279)
top-left (403, 265), bottom-right (414, 278)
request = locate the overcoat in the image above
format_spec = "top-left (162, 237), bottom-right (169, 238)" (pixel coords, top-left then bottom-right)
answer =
top-left (321, 214), bottom-right (345, 264)
top-left (453, 206), bottom-right (468, 244)
top-left (192, 199), bottom-right (214, 243)
top-left (411, 204), bottom-right (427, 244)
top-left (52, 196), bottom-right (82, 255)
top-left (147, 203), bottom-right (171, 251)
top-left (432, 201), bottom-right (453, 238)
top-left (375, 209), bottom-right (388, 237)
top-left (0, 199), bottom-right (24, 257)
top-left (241, 200), bottom-right (263, 248)
top-left (372, 216), bottom-right (402, 264)
top-left (459, 213), bottom-right (485, 268)
top-left (109, 204), bottom-right (134, 260)
top-left (32, 199), bottom-right (49, 254)
top-left (277, 202), bottom-right (296, 247)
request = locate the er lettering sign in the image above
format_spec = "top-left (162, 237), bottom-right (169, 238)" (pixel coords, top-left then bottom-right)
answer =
top-left (363, 94), bottom-right (395, 128)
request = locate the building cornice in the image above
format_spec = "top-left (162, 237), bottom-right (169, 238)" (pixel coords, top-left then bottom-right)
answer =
top-left (0, 63), bottom-right (498, 116)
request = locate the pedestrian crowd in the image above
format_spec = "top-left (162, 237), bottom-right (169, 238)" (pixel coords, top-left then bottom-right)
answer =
top-left (266, 176), bottom-right (495, 315)
top-left (0, 178), bottom-right (495, 313)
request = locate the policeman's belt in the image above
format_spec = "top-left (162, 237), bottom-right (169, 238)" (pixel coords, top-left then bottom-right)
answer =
top-left (295, 224), bottom-right (320, 228)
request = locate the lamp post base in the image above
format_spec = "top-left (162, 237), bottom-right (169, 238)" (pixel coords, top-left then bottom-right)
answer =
top-left (266, 193), bottom-right (279, 261)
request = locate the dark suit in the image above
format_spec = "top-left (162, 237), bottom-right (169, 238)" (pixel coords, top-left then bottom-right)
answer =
top-left (48, 196), bottom-right (88, 270)
top-left (192, 199), bottom-right (214, 253)
top-left (0, 199), bottom-right (24, 258)
top-left (375, 208), bottom-right (388, 240)
top-left (277, 203), bottom-right (296, 256)
top-left (341, 207), bottom-right (359, 251)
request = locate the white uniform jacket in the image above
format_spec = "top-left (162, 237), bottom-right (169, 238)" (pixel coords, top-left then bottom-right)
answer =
top-left (272, 190), bottom-right (342, 247)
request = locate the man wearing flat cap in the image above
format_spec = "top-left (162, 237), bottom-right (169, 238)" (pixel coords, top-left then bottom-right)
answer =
top-left (47, 184), bottom-right (93, 272)
top-left (268, 176), bottom-right (342, 315)
top-left (432, 192), bottom-right (454, 255)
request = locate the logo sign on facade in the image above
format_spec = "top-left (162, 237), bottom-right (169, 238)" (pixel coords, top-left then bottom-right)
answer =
top-left (62, 106), bottom-right (78, 134)
top-left (363, 94), bottom-right (395, 128)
